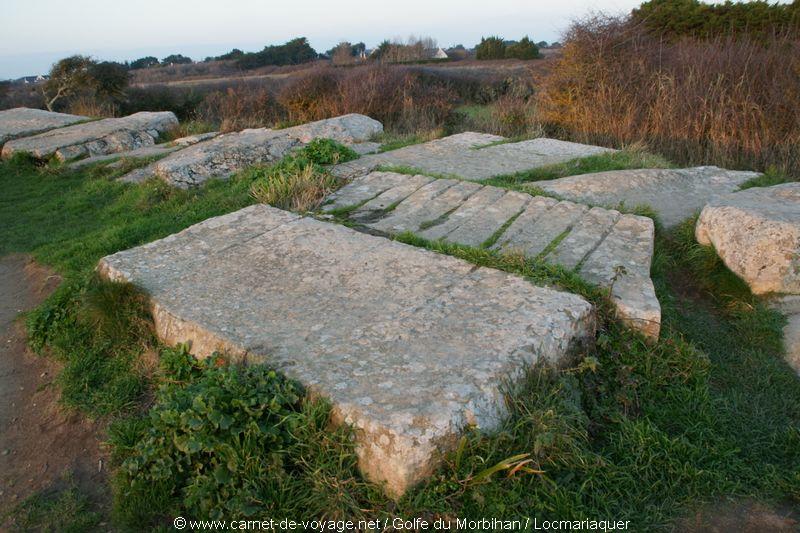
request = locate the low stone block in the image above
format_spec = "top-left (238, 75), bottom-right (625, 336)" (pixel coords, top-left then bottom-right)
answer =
top-left (696, 182), bottom-right (800, 295)
top-left (537, 167), bottom-right (760, 228)
top-left (0, 107), bottom-right (86, 147)
top-left (1, 111), bottom-right (178, 161)
top-left (331, 133), bottom-right (613, 181)
top-left (98, 204), bottom-right (595, 497)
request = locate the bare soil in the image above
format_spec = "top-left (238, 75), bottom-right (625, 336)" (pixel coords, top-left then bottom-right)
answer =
top-left (0, 255), bottom-right (107, 520)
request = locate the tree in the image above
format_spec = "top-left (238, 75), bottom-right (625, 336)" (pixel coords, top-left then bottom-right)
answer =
top-left (506, 36), bottom-right (541, 60)
top-left (41, 55), bottom-right (94, 111)
top-left (162, 54), bottom-right (192, 65)
top-left (476, 36), bottom-right (506, 60)
top-left (130, 56), bottom-right (159, 69)
top-left (331, 42), bottom-right (356, 65)
top-left (88, 61), bottom-right (130, 100)
top-left (236, 37), bottom-right (317, 69)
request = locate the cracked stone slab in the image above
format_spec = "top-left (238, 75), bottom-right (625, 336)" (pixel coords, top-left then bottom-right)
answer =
top-left (420, 187), bottom-right (508, 244)
top-left (579, 215), bottom-right (659, 338)
top-left (0, 107), bottom-right (87, 147)
top-left (128, 114), bottom-right (383, 188)
top-left (351, 174), bottom-right (434, 220)
top-left (97, 204), bottom-right (596, 498)
top-left (546, 207), bottom-right (621, 270)
top-left (322, 171), bottom-right (420, 213)
top-left (332, 133), bottom-right (613, 181)
top-left (537, 166), bottom-right (761, 228)
top-left (325, 172), bottom-right (660, 340)
top-left (696, 182), bottom-right (800, 296)
top-left (496, 201), bottom-right (589, 258)
top-left (1, 111), bottom-right (178, 161)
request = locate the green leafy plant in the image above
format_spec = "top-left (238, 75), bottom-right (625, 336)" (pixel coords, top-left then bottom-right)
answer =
top-left (114, 349), bottom-right (304, 522)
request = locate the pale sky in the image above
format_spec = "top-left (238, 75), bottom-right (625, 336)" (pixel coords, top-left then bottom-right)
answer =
top-left (1, 0), bottom-right (652, 78)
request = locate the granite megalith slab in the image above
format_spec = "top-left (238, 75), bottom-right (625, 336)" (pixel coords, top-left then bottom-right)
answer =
top-left (696, 182), bottom-right (800, 296)
top-left (537, 166), bottom-right (760, 228)
top-left (0, 107), bottom-right (87, 147)
top-left (324, 172), bottom-right (661, 340)
top-left (98, 204), bottom-right (595, 497)
top-left (1, 111), bottom-right (178, 161)
top-left (332, 133), bottom-right (614, 181)
top-left (136, 114), bottom-right (383, 188)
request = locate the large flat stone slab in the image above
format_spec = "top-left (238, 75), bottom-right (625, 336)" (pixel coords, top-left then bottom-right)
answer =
top-left (98, 204), bottom-right (595, 498)
top-left (1, 111), bottom-right (178, 161)
top-left (696, 182), bottom-right (800, 296)
top-left (332, 133), bottom-right (614, 181)
top-left (325, 172), bottom-right (660, 339)
top-left (128, 114), bottom-right (383, 188)
top-left (537, 166), bottom-right (760, 228)
top-left (0, 107), bottom-right (87, 147)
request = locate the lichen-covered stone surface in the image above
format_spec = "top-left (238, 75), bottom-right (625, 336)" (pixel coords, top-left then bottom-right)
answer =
top-left (325, 172), bottom-right (660, 339)
top-left (1, 111), bottom-right (178, 161)
top-left (331, 133), bottom-right (613, 181)
top-left (696, 182), bottom-right (800, 295)
top-left (537, 166), bottom-right (760, 228)
top-left (0, 107), bottom-right (87, 147)
top-left (98, 204), bottom-right (595, 498)
top-left (67, 131), bottom-right (220, 169)
top-left (125, 114), bottom-right (383, 188)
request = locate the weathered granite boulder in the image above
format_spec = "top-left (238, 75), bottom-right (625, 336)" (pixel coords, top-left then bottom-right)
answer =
top-left (98, 204), bottom-right (595, 497)
top-left (141, 114), bottom-right (383, 188)
top-left (1, 111), bottom-right (178, 161)
top-left (538, 166), bottom-right (760, 228)
top-left (281, 113), bottom-right (382, 143)
top-left (150, 128), bottom-right (301, 187)
top-left (696, 182), bottom-right (800, 295)
top-left (0, 107), bottom-right (86, 147)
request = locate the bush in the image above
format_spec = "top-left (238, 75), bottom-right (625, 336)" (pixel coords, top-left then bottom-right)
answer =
top-left (113, 349), bottom-right (305, 522)
top-left (476, 36), bottom-right (506, 60)
top-left (277, 65), bottom-right (456, 133)
top-left (540, 14), bottom-right (800, 175)
top-left (505, 36), bottom-right (541, 60)
top-left (236, 37), bottom-right (317, 69)
top-left (632, 0), bottom-right (800, 40)
top-left (247, 140), bottom-right (352, 211)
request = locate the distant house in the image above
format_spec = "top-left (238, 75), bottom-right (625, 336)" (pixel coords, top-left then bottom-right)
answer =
top-left (426, 47), bottom-right (449, 60)
top-left (18, 74), bottom-right (48, 84)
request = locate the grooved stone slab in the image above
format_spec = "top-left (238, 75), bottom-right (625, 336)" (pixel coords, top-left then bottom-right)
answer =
top-left (322, 171), bottom-right (414, 212)
top-left (496, 201), bottom-right (588, 258)
top-left (537, 166), bottom-right (761, 228)
top-left (1, 111), bottom-right (178, 161)
top-left (67, 132), bottom-right (220, 170)
top-left (135, 114), bottom-right (383, 188)
top-left (696, 182), bottom-right (800, 296)
top-left (351, 174), bottom-right (433, 219)
top-left (332, 133), bottom-right (614, 181)
top-left (326, 172), bottom-right (661, 340)
top-left (547, 207), bottom-right (621, 270)
top-left (97, 204), bottom-right (596, 498)
top-left (579, 215), bottom-right (659, 338)
top-left (0, 107), bottom-right (86, 146)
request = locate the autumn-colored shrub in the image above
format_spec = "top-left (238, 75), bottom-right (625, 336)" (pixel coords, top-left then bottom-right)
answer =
top-left (540, 15), bottom-right (800, 175)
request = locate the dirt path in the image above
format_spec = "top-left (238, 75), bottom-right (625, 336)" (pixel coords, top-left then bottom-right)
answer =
top-left (0, 255), bottom-right (106, 519)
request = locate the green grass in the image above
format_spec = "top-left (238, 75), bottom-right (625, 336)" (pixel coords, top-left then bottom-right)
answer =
top-left (2, 149), bottom-right (800, 530)
top-left (3, 478), bottom-right (102, 532)
top-left (738, 167), bottom-right (796, 190)
top-left (375, 130), bottom-right (443, 152)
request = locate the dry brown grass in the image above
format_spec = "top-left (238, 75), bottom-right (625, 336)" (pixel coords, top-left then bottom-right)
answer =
top-left (539, 15), bottom-right (800, 175)
top-left (277, 65), bottom-right (456, 133)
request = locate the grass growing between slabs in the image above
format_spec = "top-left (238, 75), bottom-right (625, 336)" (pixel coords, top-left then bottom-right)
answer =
top-left (1, 146), bottom-right (799, 530)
